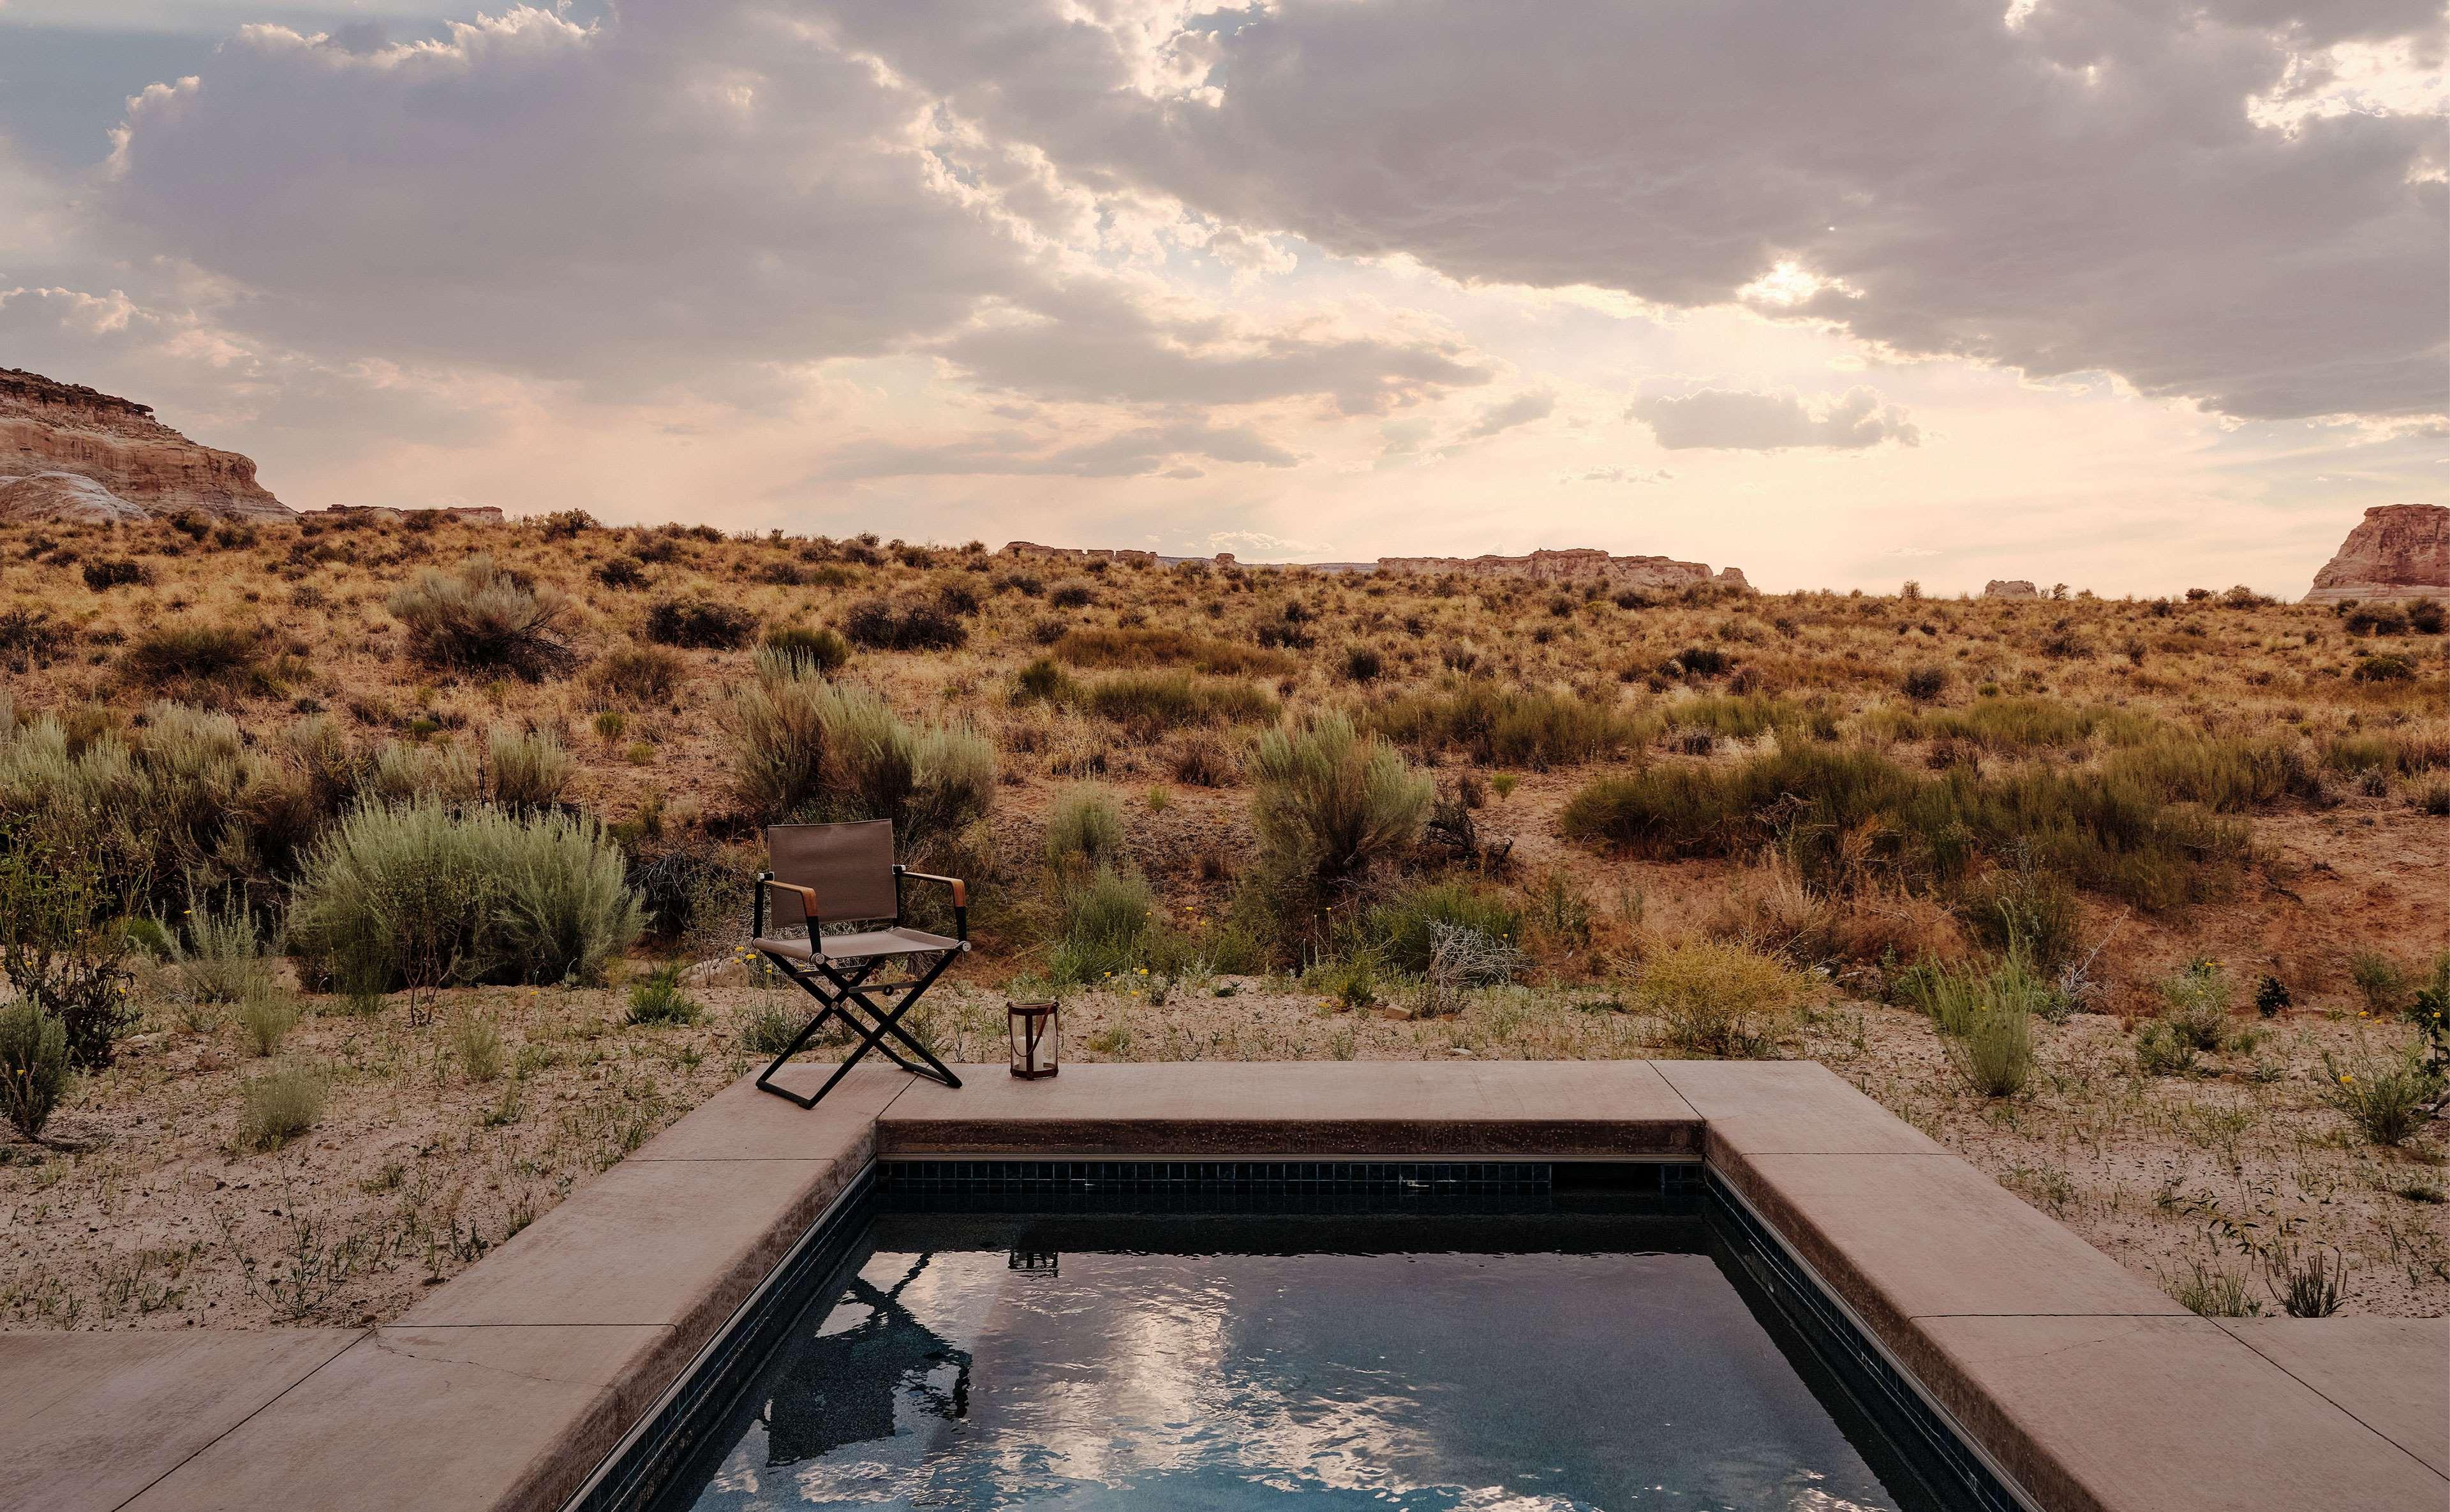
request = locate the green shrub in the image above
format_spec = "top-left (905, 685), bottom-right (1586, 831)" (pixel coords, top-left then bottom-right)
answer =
top-left (1044, 790), bottom-right (1128, 878)
top-left (485, 726), bottom-right (572, 812)
top-left (2347, 949), bottom-right (2410, 1016)
top-left (724, 672), bottom-right (995, 851)
top-left (586, 641), bottom-right (688, 708)
top-left (1367, 681), bottom-right (1645, 769)
top-left (2135, 1018), bottom-right (2197, 1077)
top-left (1051, 626), bottom-right (1291, 676)
top-left (646, 597), bottom-right (757, 650)
top-left (288, 799), bottom-right (641, 993)
top-left (1046, 866), bottom-right (1157, 985)
top-left (627, 962), bottom-right (702, 1025)
top-left (738, 1000), bottom-right (801, 1056)
top-left (163, 893), bottom-right (279, 1006)
top-left (759, 625), bottom-right (850, 677)
top-left (0, 1002), bottom-right (70, 1139)
top-left (1638, 939), bottom-right (1809, 1057)
top-left (2157, 960), bottom-right (2232, 1049)
top-left (842, 597), bottom-right (967, 651)
top-left (1356, 880), bottom-right (1523, 975)
top-left (120, 621), bottom-right (267, 691)
top-left (2319, 1044), bottom-right (2444, 1146)
top-left (1080, 672), bottom-right (1275, 741)
top-left (234, 985), bottom-right (301, 1058)
top-left (235, 1064), bottom-right (329, 1151)
top-left (1899, 952), bottom-right (2058, 1039)
top-left (450, 1011), bottom-right (507, 1081)
top-left (1249, 713), bottom-right (1432, 889)
top-left (1957, 866), bottom-right (2081, 975)
top-left (0, 833), bottom-right (137, 1070)
top-left (360, 739), bottom-right (481, 806)
top-left (389, 556), bottom-right (575, 679)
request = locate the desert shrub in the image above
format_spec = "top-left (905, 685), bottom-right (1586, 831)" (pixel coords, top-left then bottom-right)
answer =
top-left (2352, 651), bottom-right (2417, 683)
top-left (1638, 939), bottom-right (1809, 1057)
top-left (1878, 697), bottom-right (2159, 753)
top-left (627, 962), bottom-right (703, 1025)
top-left (595, 555), bottom-right (649, 589)
top-left (1053, 627), bottom-right (1291, 676)
top-left (1080, 672), bottom-right (1275, 740)
top-left (0, 1003), bottom-right (70, 1139)
top-left (1563, 743), bottom-right (2248, 911)
top-left (1957, 865), bottom-right (2081, 974)
top-left (1046, 866), bottom-right (1157, 985)
top-left (1357, 880), bottom-right (1523, 975)
top-left (2157, 960), bottom-right (2232, 1049)
top-left (162, 893), bottom-right (280, 1007)
top-left (1171, 730), bottom-right (1239, 789)
top-left (1661, 693), bottom-right (1827, 742)
top-left (121, 621), bottom-right (266, 691)
top-left (645, 596), bottom-right (757, 650)
top-left (234, 986), bottom-right (301, 1058)
top-left (2135, 1018), bottom-right (2199, 1077)
top-left (288, 799), bottom-right (642, 994)
top-left (1249, 713), bottom-right (1432, 891)
top-left (82, 558), bottom-right (151, 591)
top-left (738, 1000), bottom-right (801, 1056)
top-left (761, 624), bottom-right (850, 676)
top-left (0, 608), bottom-right (70, 670)
top-left (485, 725), bottom-right (572, 812)
top-left (2347, 948), bottom-right (2410, 1016)
top-left (1044, 790), bottom-right (1129, 878)
top-left (724, 672), bottom-right (993, 851)
top-left (2104, 734), bottom-right (2317, 812)
top-left (235, 1064), bottom-right (329, 1151)
top-left (1901, 665), bottom-right (1950, 702)
top-left (1343, 646), bottom-right (1386, 683)
top-left (1368, 681), bottom-right (1642, 769)
top-left (2319, 1043), bottom-right (2444, 1146)
top-left (2408, 597), bottom-right (2447, 635)
top-left (361, 739), bottom-right (480, 806)
top-left (842, 597), bottom-right (968, 651)
top-left (1048, 579), bottom-right (1097, 609)
top-left (0, 833), bottom-right (137, 1070)
top-left (1950, 993), bottom-right (2035, 1097)
top-left (586, 641), bottom-right (687, 708)
top-left (389, 556), bottom-right (575, 679)
top-left (1411, 922), bottom-right (1528, 1018)
top-left (2343, 604), bottom-right (2410, 637)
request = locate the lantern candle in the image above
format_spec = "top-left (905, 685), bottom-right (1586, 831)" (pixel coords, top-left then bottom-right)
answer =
top-left (1007, 999), bottom-right (1058, 1079)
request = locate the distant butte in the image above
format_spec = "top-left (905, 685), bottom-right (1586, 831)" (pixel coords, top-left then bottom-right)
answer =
top-left (0, 367), bottom-right (292, 523)
top-left (2303, 503), bottom-right (2449, 605)
top-left (1003, 541), bottom-right (1751, 592)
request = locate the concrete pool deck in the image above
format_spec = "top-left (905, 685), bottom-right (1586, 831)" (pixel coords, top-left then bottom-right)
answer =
top-left (3, 1060), bottom-right (2442, 1512)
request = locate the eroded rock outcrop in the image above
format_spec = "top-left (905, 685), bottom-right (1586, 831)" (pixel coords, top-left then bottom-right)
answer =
top-left (0, 367), bottom-right (290, 523)
top-left (1984, 579), bottom-right (2039, 600)
top-left (2304, 505), bottom-right (2450, 605)
top-left (1376, 547), bottom-right (1749, 594)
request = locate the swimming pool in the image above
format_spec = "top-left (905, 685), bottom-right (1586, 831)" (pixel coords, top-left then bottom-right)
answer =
top-left (625, 1165), bottom-right (1996, 1512)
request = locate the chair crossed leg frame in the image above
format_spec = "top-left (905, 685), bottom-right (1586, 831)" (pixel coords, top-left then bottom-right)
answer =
top-left (753, 946), bottom-right (965, 1109)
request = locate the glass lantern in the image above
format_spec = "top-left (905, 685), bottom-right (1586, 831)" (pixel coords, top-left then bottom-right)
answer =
top-left (1007, 999), bottom-right (1059, 1079)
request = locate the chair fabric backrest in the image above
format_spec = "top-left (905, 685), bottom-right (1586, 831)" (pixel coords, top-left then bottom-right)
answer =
top-left (767, 820), bottom-right (898, 927)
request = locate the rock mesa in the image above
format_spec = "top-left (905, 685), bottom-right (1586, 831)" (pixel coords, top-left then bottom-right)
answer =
top-left (1984, 579), bottom-right (2039, 600)
top-left (1376, 547), bottom-right (1748, 593)
top-left (2303, 504), bottom-right (2449, 605)
top-left (1, 367), bottom-right (292, 523)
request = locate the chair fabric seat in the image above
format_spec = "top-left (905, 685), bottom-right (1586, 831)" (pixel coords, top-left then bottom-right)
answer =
top-left (755, 926), bottom-right (963, 963)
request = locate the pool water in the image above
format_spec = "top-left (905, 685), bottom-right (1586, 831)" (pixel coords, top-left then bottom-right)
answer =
top-left (657, 1212), bottom-right (1947, 1511)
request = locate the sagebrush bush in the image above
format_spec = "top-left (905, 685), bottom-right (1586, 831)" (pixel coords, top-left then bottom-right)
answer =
top-left (842, 597), bottom-right (968, 651)
top-left (1356, 880), bottom-right (1523, 975)
top-left (235, 1064), bottom-right (329, 1151)
top-left (1080, 672), bottom-right (1275, 740)
top-left (1638, 939), bottom-right (1809, 1057)
top-left (163, 893), bottom-right (279, 1006)
top-left (725, 672), bottom-right (994, 850)
top-left (234, 985), bottom-right (301, 1058)
top-left (2156, 960), bottom-right (2233, 1049)
top-left (1044, 790), bottom-right (1129, 878)
top-left (2319, 1044), bottom-right (2444, 1146)
top-left (288, 798), bottom-right (641, 993)
top-left (646, 597), bottom-right (757, 650)
top-left (486, 725), bottom-right (572, 812)
top-left (586, 641), bottom-right (688, 708)
top-left (362, 739), bottom-right (480, 806)
top-left (1249, 713), bottom-right (1432, 893)
top-left (761, 624), bottom-right (850, 676)
top-left (0, 1002), bottom-right (70, 1139)
top-left (1368, 680), bottom-right (1644, 769)
top-left (627, 961), bottom-right (702, 1025)
top-left (389, 556), bottom-right (575, 679)
top-left (120, 621), bottom-right (267, 692)
top-left (1047, 866), bottom-right (1157, 984)
top-left (1053, 626), bottom-right (1291, 676)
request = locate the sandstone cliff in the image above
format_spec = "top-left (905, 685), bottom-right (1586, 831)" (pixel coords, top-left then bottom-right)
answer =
top-left (1984, 579), bottom-right (2039, 600)
top-left (0, 367), bottom-right (291, 523)
top-left (1376, 547), bottom-right (1749, 593)
top-left (2303, 504), bottom-right (2449, 605)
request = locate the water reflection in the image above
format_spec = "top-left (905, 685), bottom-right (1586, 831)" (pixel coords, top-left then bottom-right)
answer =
top-left (675, 1216), bottom-right (1915, 1511)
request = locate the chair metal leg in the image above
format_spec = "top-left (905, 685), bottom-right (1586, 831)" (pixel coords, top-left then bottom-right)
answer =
top-left (752, 947), bottom-right (965, 1108)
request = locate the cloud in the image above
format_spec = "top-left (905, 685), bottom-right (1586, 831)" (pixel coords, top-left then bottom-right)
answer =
top-left (1458, 389), bottom-right (1555, 441)
top-left (1561, 466), bottom-right (1675, 485)
top-left (828, 0), bottom-right (2447, 421)
top-left (1630, 387), bottom-right (1919, 450)
top-left (812, 417), bottom-right (1298, 480)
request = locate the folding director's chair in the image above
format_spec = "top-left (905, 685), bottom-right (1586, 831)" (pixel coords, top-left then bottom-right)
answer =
top-left (750, 820), bottom-right (968, 1108)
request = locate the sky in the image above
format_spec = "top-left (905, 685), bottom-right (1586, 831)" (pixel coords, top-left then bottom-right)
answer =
top-left (0, 1), bottom-right (2442, 595)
